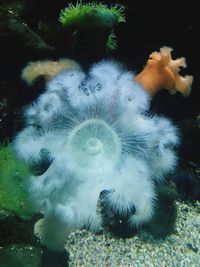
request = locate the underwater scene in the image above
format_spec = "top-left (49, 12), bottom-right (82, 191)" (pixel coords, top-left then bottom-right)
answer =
top-left (0, 0), bottom-right (199, 266)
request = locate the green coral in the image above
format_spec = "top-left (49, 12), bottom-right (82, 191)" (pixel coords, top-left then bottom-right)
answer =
top-left (0, 141), bottom-right (33, 219)
top-left (59, 1), bottom-right (125, 29)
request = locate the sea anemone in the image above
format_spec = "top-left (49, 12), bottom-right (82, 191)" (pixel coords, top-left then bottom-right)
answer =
top-left (59, 2), bottom-right (125, 29)
top-left (135, 47), bottom-right (193, 97)
top-left (21, 58), bottom-right (81, 86)
top-left (59, 1), bottom-right (125, 51)
top-left (14, 60), bottom-right (179, 251)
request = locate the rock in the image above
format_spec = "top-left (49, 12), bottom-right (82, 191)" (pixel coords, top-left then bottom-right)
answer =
top-left (0, 244), bottom-right (69, 267)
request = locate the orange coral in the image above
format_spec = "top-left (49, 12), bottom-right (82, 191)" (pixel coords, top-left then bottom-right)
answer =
top-left (134, 47), bottom-right (193, 97)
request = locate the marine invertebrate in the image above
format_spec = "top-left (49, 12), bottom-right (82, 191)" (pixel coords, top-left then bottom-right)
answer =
top-left (14, 60), bottom-right (179, 251)
top-left (59, 2), bottom-right (125, 28)
top-left (135, 47), bottom-right (193, 96)
top-left (21, 58), bottom-right (81, 86)
top-left (59, 1), bottom-right (125, 50)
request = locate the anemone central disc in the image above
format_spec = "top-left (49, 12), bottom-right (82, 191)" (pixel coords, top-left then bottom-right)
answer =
top-left (84, 138), bottom-right (103, 155)
top-left (67, 118), bottom-right (121, 172)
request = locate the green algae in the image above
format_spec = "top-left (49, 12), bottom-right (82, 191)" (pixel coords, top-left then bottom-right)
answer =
top-left (0, 141), bottom-right (33, 219)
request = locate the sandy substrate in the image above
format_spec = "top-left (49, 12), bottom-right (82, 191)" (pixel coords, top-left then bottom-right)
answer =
top-left (65, 201), bottom-right (200, 267)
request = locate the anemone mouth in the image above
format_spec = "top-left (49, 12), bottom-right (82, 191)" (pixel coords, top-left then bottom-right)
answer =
top-left (66, 118), bottom-right (121, 172)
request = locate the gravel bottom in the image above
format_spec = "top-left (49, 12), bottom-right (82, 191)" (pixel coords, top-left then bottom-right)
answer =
top-left (65, 201), bottom-right (200, 267)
